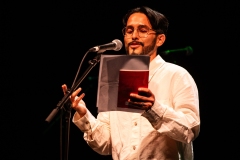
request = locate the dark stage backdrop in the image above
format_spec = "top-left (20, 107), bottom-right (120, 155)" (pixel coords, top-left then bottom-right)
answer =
top-left (1, 1), bottom-right (239, 160)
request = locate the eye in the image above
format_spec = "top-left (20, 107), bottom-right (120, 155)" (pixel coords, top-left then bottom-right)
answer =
top-left (138, 26), bottom-right (148, 33)
top-left (125, 27), bottom-right (133, 34)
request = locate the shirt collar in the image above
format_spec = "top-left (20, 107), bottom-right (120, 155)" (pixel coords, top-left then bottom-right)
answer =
top-left (149, 55), bottom-right (166, 79)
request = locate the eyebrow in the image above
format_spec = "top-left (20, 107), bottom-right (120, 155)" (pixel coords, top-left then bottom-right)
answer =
top-left (126, 24), bottom-right (150, 28)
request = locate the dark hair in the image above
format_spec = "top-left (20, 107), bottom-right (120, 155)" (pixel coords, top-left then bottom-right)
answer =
top-left (122, 6), bottom-right (169, 36)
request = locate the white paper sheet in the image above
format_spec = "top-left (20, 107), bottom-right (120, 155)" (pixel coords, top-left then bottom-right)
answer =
top-left (96, 54), bottom-right (150, 112)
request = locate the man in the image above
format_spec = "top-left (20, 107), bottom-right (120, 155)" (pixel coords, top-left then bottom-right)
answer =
top-left (62, 6), bottom-right (200, 160)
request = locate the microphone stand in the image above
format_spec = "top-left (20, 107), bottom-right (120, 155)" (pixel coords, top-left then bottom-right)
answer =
top-left (45, 54), bottom-right (101, 160)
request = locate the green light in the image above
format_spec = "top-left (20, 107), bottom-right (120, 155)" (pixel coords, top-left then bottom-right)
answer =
top-left (162, 46), bottom-right (193, 55)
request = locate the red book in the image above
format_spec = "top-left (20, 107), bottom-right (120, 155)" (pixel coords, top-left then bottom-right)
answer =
top-left (117, 69), bottom-right (149, 109)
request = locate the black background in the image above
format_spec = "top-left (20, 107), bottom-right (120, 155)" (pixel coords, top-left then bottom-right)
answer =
top-left (1, 1), bottom-right (239, 160)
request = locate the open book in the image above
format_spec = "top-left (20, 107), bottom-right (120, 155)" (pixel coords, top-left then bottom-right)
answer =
top-left (96, 54), bottom-right (150, 112)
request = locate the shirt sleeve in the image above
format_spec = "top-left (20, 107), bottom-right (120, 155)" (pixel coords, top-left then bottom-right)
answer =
top-left (142, 70), bottom-right (200, 144)
top-left (72, 107), bottom-right (112, 155)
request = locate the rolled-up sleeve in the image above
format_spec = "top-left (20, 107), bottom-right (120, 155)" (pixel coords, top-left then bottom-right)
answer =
top-left (142, 68), bottom-right (200, 144)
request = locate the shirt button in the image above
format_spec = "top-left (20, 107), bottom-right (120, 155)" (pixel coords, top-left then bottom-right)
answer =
top-left (133, 146), bottom-right (136, 150)
top-left (134, 122), bottom-right (137, 126)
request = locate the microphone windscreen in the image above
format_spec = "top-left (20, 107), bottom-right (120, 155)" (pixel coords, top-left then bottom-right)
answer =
top-left (112, 39), bottom-right (123, 51)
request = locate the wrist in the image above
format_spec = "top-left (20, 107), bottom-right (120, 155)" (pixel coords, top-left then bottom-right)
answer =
top-left (77, 108), bottom-right (87, 118)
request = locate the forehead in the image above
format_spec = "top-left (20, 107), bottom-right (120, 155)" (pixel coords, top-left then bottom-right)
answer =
top-left (126, 13), bottom-right (152, 28)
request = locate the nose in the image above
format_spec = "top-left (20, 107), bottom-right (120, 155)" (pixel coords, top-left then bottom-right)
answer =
top-left (132, 29), bottom-right (139, 40)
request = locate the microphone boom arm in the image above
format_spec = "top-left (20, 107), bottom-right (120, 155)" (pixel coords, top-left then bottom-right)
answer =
top-left (45, 54), bottom-right (101, 123)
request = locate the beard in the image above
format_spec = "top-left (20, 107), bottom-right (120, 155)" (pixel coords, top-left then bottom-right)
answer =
top-left (125, 36), bottom-right (157, 56)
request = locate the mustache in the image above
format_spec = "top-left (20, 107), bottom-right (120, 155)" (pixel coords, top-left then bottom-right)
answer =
top-left (128, 41), bottom-right (144, 46)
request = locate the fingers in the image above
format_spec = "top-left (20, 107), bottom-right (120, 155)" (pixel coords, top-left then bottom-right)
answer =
top-left (61, 84), bottom-right (84, 103)
top-left (138, 88), bottom-right (154, 100)
top-left (129, 88), bottom-right (155, 110)
top-left (61, 84), bottom-right (86, 116)
top-left (138, 87), bottom-right (152, 97)
top-left (138, 87), bottom-right (149, 92)
top-left (128, 99), bottom-right (153, 110)
top-left (72, 92), bottom-right (85, 109)
top-left (62, 84), bottom-right (68, 94)
top-left (130, 92), bottom-right (154, 103)
top-left (70, 87), bottom-right (82, 102)
top-left (127, 100), bottom-right (153, 110)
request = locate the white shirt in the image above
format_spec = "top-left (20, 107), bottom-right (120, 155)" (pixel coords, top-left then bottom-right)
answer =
top-left (73, 55), bottom-right (200, 160)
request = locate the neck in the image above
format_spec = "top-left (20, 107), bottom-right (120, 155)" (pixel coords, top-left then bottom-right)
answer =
top-left (149, 52), bottom-right (157, 62)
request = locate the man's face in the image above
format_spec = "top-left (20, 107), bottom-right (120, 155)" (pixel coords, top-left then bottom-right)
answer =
top-left (124, 13), bottom-right (158, 59)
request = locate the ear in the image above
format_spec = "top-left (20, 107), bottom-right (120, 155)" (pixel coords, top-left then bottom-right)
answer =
top-left (156, 34), bottom-right (166, 47)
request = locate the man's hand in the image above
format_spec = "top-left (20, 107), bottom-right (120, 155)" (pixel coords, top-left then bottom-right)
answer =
top-left (62, 84), bottom-right (86, 118)
top-left (128, 87), bottom-right (155, 110)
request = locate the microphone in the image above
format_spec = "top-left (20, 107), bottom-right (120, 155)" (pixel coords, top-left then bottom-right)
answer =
top-left (89, 39), bottom-right (123, 53)
top-left (161, 46), bottom-right (193, 56)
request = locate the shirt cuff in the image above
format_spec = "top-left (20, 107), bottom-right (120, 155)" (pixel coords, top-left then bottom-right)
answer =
top-left (151, 99), bottom-right (167, 118)
top-left (72, 109), bottom-right (96, 132)
top-left (141, 100), bottom-right (167, 128)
